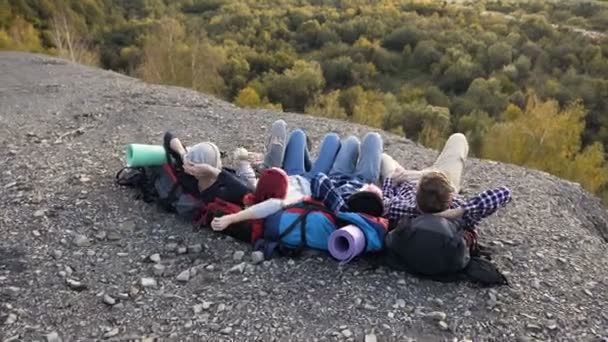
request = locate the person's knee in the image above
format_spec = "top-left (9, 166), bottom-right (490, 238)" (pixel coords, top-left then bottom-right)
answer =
top-left (322, 132), bottom-right (341, 145)
top-left (362, 132), bottom-right (382, 147)
top-left (448, 133), bottom-right (467, 145)
top-left (288, 129), bottom-right (307, 145)
top-left (343, 135), bottom-right (360, 148)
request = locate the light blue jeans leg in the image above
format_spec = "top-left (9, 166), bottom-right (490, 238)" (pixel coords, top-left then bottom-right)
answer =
top-left (303, 132), bottom-right (341, 180)
top-left (329, 136), bottom-right (360, 177)
top-left (282, 129), bottom-right (309, 176)
top-left (354, 132), bottom-right (383, 183)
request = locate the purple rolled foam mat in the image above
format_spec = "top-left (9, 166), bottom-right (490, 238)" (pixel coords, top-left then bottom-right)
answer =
top-left (328, 225), bottom-right (366, 264)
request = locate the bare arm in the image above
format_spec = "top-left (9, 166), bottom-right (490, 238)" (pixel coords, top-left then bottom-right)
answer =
top-left (211, 198), bottom-right (287, 231)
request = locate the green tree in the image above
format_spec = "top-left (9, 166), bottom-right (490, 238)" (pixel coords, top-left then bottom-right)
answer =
top-left (483, 95), bottom-right (608, 194)
top-left (138, 17), bottom-right (226, 96)
top-left (305, 90), bottom-right (347, 120)
top-left (264, 59), bottom-right (325, 112)
top-left (487, 42), bottom-right (513, 70)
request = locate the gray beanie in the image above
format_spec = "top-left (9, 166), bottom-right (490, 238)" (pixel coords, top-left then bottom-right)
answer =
top-left (185, 142), bottom-right (222, 169)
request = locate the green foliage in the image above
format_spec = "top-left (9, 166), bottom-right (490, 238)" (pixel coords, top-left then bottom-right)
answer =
top-left (483, 94), bottom-right (608, 194)
top-left (5, 0), bottom-right (608, 198)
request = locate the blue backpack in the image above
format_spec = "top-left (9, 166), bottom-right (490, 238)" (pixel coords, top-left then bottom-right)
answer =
top-left (255, 199), bottom-right (388, 259)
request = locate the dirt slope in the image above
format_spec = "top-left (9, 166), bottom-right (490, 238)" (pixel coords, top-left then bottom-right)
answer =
top-left (1, 52), bottom-right (607, 342)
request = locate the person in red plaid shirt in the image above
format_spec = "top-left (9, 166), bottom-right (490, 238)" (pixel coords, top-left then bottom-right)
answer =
top-left (381, 133), bottom-right (512, 230)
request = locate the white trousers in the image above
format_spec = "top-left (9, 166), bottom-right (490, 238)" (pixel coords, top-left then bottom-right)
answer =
top-left (381, 133), bottom-right (469, 193)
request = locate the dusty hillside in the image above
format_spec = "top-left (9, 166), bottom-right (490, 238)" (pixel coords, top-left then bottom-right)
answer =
top-left (1, 52), bottom-right (607, 342)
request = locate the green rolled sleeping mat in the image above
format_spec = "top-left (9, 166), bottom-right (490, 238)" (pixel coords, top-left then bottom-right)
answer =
top-left (126, 144), bottom-right (167, 167)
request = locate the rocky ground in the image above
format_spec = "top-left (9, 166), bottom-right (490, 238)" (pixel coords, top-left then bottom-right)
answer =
top-left (0, 52), bottom-right (607, 342)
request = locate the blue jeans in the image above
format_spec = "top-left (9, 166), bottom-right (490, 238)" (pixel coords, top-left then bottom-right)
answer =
top-left (283, 130), bottom-right (341, 179)
top-left (329, 132), bottom-right (382, 183)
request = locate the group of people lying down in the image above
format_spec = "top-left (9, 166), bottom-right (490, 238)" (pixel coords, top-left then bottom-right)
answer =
top-left (155, 119), bottom-right (512, 263)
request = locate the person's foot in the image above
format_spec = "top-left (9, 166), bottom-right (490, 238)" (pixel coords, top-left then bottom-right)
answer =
top-left (263, 120), bottom-right (288, 169)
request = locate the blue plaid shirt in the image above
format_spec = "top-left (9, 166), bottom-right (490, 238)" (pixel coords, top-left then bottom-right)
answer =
top-left (382, 177), bottom-right (512, 229)
top-left (311, 173), bottom-right (366, 213)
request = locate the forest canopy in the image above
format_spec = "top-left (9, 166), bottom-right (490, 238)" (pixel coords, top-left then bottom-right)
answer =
top-left (3, 0), bottom-right (608, 200)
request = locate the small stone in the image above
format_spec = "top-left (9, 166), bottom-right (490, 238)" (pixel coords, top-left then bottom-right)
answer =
top-left (220, 327), bottom-right (232, 335)
top-left (165, 243), bottom-right (178, 252)
top-left (32, 229), bottom-right (41, 237)
top-left (233, 251), bottom-right (245, 261)
top-left (103, 328), bottom-right (119, 338)
top-left (262, 261), bottom-right (272, 268)
top-left (153, 264), bottom-right (165, 276)
top-left (287, 259), bottom-right (295, 266)
top-left (34, 209), bottom-right (45, 217)
top-left (66, 278), bottom-right (87, 291)
top-left (117, 293), bottom-right (129, 300)
top-left (129, 286), bottom-right (140, 298)
top-left (177, 246), bottom-right (187, 254)
top-left (438, 321), bottom-right (449, 331)
top-left (5, 313), bottom-right (17, 325)
top-left (176, 270), bottom-right (190, 282)
top-left (46, 331), bottom-right (62, 342)
top-left (584, 289), bottom-right (593, 297)
top-left (229, 263), bottom-right (246, 274)
top-left (245, 264), bottom-right (256, 274)
top-left (52, 250), bottom-right (63, 259)
top-left (113, 303), bottom-right (124, 309)
top-left (397, 279), bottom-right (406, 285)
top-left (532, 278), bottom-right (541, 289)
top-left (217, 303), bottom-right (226, 312)
top-left (106, 231), bottom-right (121, 241)
top-left (202, 301), bottom-right (212, 310)
top-left (86, 250), bottom-right (96, 257)
top-left (140, 277), bottom-right (157, 287)
top-left (546, 321), bottom-right (558, 331)
top-left (73, 234), bottom-right (91, 247)
top-left (103, 294), bottom-right (116, 306)
top-left (188, 244), bottom-right (203, 254)
top-left (149, 253), bottom-right (161, 263)
top-left (341, 329), bottom-right (353, 338)
top-left (431, 298), bottom-right (444, 306)
top-left (491, 240), bottom-right (504, 248)
top-left (251, 251), bottom-right (265, 265)
top-left (94, 231), bottom-right (107, 240)
top-left (365, 333), bottom-right (377, 342)
top-left (6, 286), bottom-right (21, 297)
top-left (205, 264), bottom-right (215, 271)
top-left (394, 299), bottom-right (406, 308)
top-left (426, 311), bottom-right (447, 321)
top-left (526, 324), bottom-right (542, 332)
top-left (193, 304), bottom-right (204, 314)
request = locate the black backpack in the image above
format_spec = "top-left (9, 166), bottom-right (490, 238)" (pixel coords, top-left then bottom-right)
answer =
top-left (384, 215), bottom-right (508, 286)
top-left (115, 163), bottom-right (204, 220)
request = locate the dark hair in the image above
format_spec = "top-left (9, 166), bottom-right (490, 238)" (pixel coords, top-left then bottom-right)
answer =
top-left (346, 191), bottom-right (384, 217)
top-left (416, 171), bottom-right (453, 213)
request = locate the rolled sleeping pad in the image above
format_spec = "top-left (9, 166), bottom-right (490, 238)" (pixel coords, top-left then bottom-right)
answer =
top-left (328, 224), bottom-right (366, 264)
top-left (126, 144), bottom-right (167, 167)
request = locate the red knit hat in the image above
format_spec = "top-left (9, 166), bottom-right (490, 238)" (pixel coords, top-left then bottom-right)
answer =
top-left (247, 167), bottom-right (289, 244)
top-left (253, 167), bottom-right (288, 203)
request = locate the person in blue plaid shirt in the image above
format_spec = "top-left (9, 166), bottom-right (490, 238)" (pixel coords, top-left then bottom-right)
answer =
top-left (310, 132), bottom-right (386, 216)
top-left (380, 133), bottom-right (512, 229)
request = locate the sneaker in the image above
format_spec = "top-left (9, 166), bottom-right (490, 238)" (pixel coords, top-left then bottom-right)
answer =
top-left (263, 120), bottom-right (287, 169)
top-left (234, 148), bottom-right (257, 188)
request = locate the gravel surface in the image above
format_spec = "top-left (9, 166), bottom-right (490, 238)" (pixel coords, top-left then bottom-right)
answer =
top-left (1, 52), bottom-right (608, 341)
